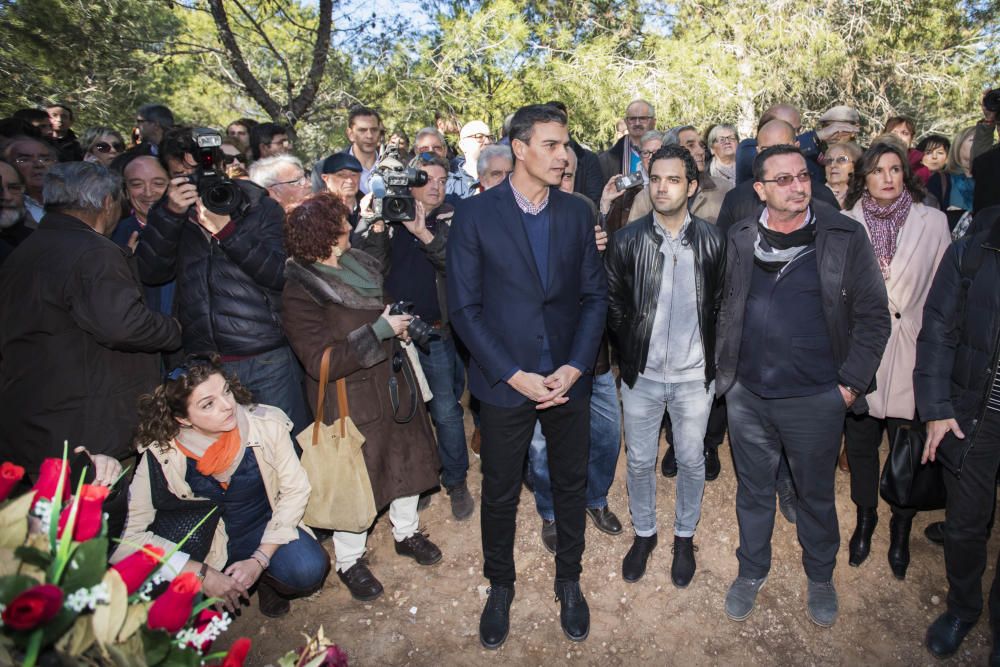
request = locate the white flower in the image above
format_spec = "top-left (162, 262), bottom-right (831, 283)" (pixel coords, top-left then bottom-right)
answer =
top-left (64, 582), bottom-right (111, 613)
top-left (31, 498), bottom-right (53, 533)
top-left (174, 612), bottom-right (232, 653)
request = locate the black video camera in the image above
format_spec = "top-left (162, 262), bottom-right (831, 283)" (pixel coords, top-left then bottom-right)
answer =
top-left (187, 128), bottom-right (247, 216)
top-left (368, 147), bottom-right (428, 223)
top-left (389, 300), bottom-right (439, 353)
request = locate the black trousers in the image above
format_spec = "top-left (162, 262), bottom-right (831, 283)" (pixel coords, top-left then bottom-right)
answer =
top-left (663, 396), bottom-right (728, 450)
top-left (943, 410), bottom-right (1000, 626)
top-left (727, 382), bottom-right (845, 581)
top-left (479, 397), bottom-right (590, 586)
top-left (843, 413), bottom-right (918, 519)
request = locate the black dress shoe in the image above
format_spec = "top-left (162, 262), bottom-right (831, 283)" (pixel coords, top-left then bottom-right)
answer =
top-left (554, 580), bottom-right (590, 642)
top-left (586, 506), bottom-right (623, 535)
top-left (888, 515), bottom-right (912, 580)
top-left (991, 629), bottom-right (1000, 667)
top-left (337, 558), bottom-right (384, 601)
top-left (671, 535), bottom-right (697, 588)
top-left (661, 446), bottom-right (678, 478)
top-left (256, 576), bottom-right (291, 618)
top-left (776, 479), bottom-right (797, 524)
top-left (848, 507), bottom-right (878, 567)
top-left (480, 585), bottom-right (515, 650)
top-left (925, 521), bottom-right (945, 546)
top-left (395, 530), bottom-right (443, 566)
top-left (704, 447), bottom-right (721, 481)
top-left (925, 611), bottom-right (976, 658)
top-left (622, 534), bottom-right (657, 583)
top-left (541, 519), bottom-right (557, 554)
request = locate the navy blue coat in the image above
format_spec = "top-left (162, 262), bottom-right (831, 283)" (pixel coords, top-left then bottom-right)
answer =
top-left (446, 179), bottom-right (608, 408)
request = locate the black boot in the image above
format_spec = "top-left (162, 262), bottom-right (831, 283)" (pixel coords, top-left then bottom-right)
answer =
top-left (848, 507), bottom-right (878, 567)
top-left (622, 534), bottom-right (657, 583)
top-left (925, 611), bottom-right (976, 658)
top-left (256, 576), bottom-right (291, 618)
top-left (670, 535), bottom-right (697, 588)
top-left (888, 515), bottom-right (912, 580)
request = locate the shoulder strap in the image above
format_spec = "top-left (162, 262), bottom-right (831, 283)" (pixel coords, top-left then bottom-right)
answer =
top-left (311, 347), bottom-right (352, 445)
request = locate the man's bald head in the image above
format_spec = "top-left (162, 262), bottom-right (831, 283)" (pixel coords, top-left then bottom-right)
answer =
top-left (756, 120), bottom-right (798, 151)
top-left (758, 103), bottom-right (801, 134)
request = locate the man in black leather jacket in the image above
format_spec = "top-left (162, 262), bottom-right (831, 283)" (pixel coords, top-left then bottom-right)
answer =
top-left (605, 145), bottom-right (726, 589)
top-left (136, 127), bottom-right (309, 432)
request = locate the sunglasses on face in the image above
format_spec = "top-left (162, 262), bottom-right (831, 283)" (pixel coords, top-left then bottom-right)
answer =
top-left (221, 154), bottom-right (244, 166)
top-left (759, 172), bottom-right (811, 187)
top-left (93, 141), bottom-right (125, 153)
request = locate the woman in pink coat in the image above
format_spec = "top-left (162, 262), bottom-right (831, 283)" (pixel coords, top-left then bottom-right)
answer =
top-left (841, 141), bottom-right (951, 580)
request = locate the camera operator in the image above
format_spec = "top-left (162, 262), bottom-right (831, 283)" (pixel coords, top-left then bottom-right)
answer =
top-left (972, 88), bottom-right (1000, 212)
top-left (355, 153), bottom-right (474, 521)
top-left (136, 126), bottom-right (310, 433)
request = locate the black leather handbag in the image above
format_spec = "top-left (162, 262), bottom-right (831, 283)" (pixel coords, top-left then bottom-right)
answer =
top-left (879, 425), bottom-right (946, 511)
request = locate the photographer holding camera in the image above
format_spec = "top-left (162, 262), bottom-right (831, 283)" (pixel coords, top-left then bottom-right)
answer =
top-left (136, 126), bottom-right (310, 433)
top-left (355, 152), bottom-right (474, 521)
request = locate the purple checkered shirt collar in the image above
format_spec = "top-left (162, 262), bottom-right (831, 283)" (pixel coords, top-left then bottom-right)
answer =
top-left (509, 177), bottom-right (549, 215)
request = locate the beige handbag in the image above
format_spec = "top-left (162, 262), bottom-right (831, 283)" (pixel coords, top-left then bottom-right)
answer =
top-left (296, 347), bottom-right (377, 532)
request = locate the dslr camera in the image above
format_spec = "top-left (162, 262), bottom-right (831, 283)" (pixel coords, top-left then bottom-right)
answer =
top-left (389, 300), bottom-right (439, 353)
top-left (187, 128), bottom-right (247, 216)
top-left (984, 88), bottom-right (1000, 114)
top-left (368, 146), bottom-right (428, 223)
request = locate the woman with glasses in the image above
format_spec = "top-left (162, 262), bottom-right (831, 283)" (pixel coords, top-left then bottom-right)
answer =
top-left (823, 141), bottom-right (862, 209)
top-left (112, 354), bottom-right (330, 618)
top-left (707, 124), bottom-right (739, 187)
top-left (840, 141), bottom-right (951, 580)
top-left (281, 192), bottom-right (443, 603)
top-left (81, 127), bottom-right (126, 167)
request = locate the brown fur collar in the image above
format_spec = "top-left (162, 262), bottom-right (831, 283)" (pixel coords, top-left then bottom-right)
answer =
top-left (284, 251), bottom-right (385, 311)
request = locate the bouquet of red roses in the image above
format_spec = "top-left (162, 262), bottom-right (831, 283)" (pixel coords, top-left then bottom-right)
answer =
top-left (0, 449), bottom-right (250, 667)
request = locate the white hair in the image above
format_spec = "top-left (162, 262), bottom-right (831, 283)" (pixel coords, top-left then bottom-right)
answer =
top-left (476, 144), bottom-right (512, 176)
top-left (43, 162), bottom-right (121, 212)
top-left (414, 127), bottom-right (446, 146)
top-left (248, 154), bottom-right (304, 189)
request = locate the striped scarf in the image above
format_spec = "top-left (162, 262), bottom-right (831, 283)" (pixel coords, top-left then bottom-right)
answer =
top-left (861, 189), bottom-right (912, 281)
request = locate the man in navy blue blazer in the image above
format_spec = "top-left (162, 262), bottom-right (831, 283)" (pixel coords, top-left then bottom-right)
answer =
top-left (447, 104), bottom-right (608, 649)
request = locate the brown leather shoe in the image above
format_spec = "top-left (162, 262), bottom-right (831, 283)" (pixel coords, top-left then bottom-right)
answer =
top-left (471, 427), bottom-right (481, 455)
top-left (838, 446), bottom-right (850, 473)
top-left (395, 530), bottom-right (443, 566)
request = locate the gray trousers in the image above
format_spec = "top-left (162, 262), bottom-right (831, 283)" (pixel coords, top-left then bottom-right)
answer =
top-left (727, 381), bottom-right (846, 582)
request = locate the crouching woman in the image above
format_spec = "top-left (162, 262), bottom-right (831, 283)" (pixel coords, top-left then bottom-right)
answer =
top-left (111, 356), bottom-right (330, 617)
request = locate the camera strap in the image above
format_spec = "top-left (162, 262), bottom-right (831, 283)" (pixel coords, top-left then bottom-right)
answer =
top-left (388, 343), bottom-right (419, 424)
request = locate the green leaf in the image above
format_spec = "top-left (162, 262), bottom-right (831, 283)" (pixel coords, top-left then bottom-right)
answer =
top-left (39, 607), bottom-right (78, 647)
top-left (140, 626), bottom-right (173, 667)
top-left (49, 467), bottom-right (88, 584)
top-left (162, 643), bottom-right (202, 667)
top-left (60, 537), bottom-right (109, 593)
top-left (12, 545), bottom-right (51, 571)
top-left (0, 573), bottom-right (39, 604)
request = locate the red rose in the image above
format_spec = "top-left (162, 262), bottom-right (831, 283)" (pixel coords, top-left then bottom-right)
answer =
top-left (146, 571), bottom-right (201, 634)
top-left (31, 458), bottom-right (70, 507)
top-left (0, 462), bottom-right (25, 501)
top-left (322, 645), bottom-right (349, 666)
top-left (189, 608), bottom-right (223, 651)
top-left (111, 545), bottom-right (165, 595)
top-left (57, 484), bottom-right (110, 542)
top-left (221, 637), bottom-right (251, 667)
top-left (1, 584), bottom-right (64, 631)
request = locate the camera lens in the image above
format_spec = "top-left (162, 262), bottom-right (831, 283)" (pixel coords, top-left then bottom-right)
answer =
top-left (386, 197), bottom-right (408, 217)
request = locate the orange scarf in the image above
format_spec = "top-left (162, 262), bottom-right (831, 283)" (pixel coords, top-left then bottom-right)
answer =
top-left (175, 427), bottom-right (242, 489)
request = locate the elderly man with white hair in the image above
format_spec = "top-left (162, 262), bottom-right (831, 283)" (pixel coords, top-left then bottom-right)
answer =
top-left (249, 154), bottom-right (313, 213)
top-left (446, 120), bottom-right (493, 200)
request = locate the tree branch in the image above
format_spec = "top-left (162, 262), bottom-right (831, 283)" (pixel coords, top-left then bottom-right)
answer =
top-left (206, 0), bottom-right (281, 118)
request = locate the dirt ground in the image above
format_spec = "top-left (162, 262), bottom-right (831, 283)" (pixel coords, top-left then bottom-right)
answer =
top-left (228, 410), bottom-right (1000, 666)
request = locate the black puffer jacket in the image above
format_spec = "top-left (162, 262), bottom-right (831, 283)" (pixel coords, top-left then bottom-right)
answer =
top-left (136, 180), bottom-right (287, 356)
top-left (605, 213), bottom-right (726, 389)
top-left (914, 220), bottom-right (1000, 461)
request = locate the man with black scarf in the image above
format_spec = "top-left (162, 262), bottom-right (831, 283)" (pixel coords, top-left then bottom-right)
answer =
top-left (715, 145), bottom-right (889, 629)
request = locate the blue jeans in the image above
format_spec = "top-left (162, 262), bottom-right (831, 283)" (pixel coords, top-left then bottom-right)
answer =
top-left (264, 528), bottom-right (330, 592)
top-left (529, 370), bottom-right (621, 521)
top-left (622, 377), bottom-right (714, 538)
top-left (222, 345), bottom-right (310, 435)
top-left (417, 335), bottom-right (468, 488)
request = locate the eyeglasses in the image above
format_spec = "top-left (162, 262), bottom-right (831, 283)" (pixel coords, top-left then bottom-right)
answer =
top-left (164, 355), bottom-right (215, 383)
top-left (273, 172), bottom-right (310, 187)
top-left (14, 155), bottom-right (57, 166)
top-left (626, 116), bottom-right (653, 124)
top-left (640, 150), bottom-right (656, 158)
top-left (824, 155), bottom-right (853, 165)
top-left (464, 133), bottom-right (493, 142)
top-left (268, 138), bottom-right (292, 148)
top-left (713, 136), bottom-right (737, 144)
top-left (759, 172), bottom-right (811, 187)
top-left (92, 141), bottom-right (125, 153)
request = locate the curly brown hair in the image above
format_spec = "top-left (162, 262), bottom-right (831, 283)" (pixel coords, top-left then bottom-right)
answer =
top-left (134, 354), bottom-right (253, 452)
top-left (284, 191), bottom-right (351, 263)
top-left (843, 141), bottom-right (927, 211)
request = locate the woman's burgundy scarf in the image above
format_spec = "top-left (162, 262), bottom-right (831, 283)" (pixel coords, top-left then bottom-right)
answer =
top-left (862, 188), bottom-right (912, 281)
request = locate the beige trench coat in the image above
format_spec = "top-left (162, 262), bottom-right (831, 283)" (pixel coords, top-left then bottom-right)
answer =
top-left (844, 201), bottom-right (951, 420)
top-left (111, 404), bottom-right (312, 573)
